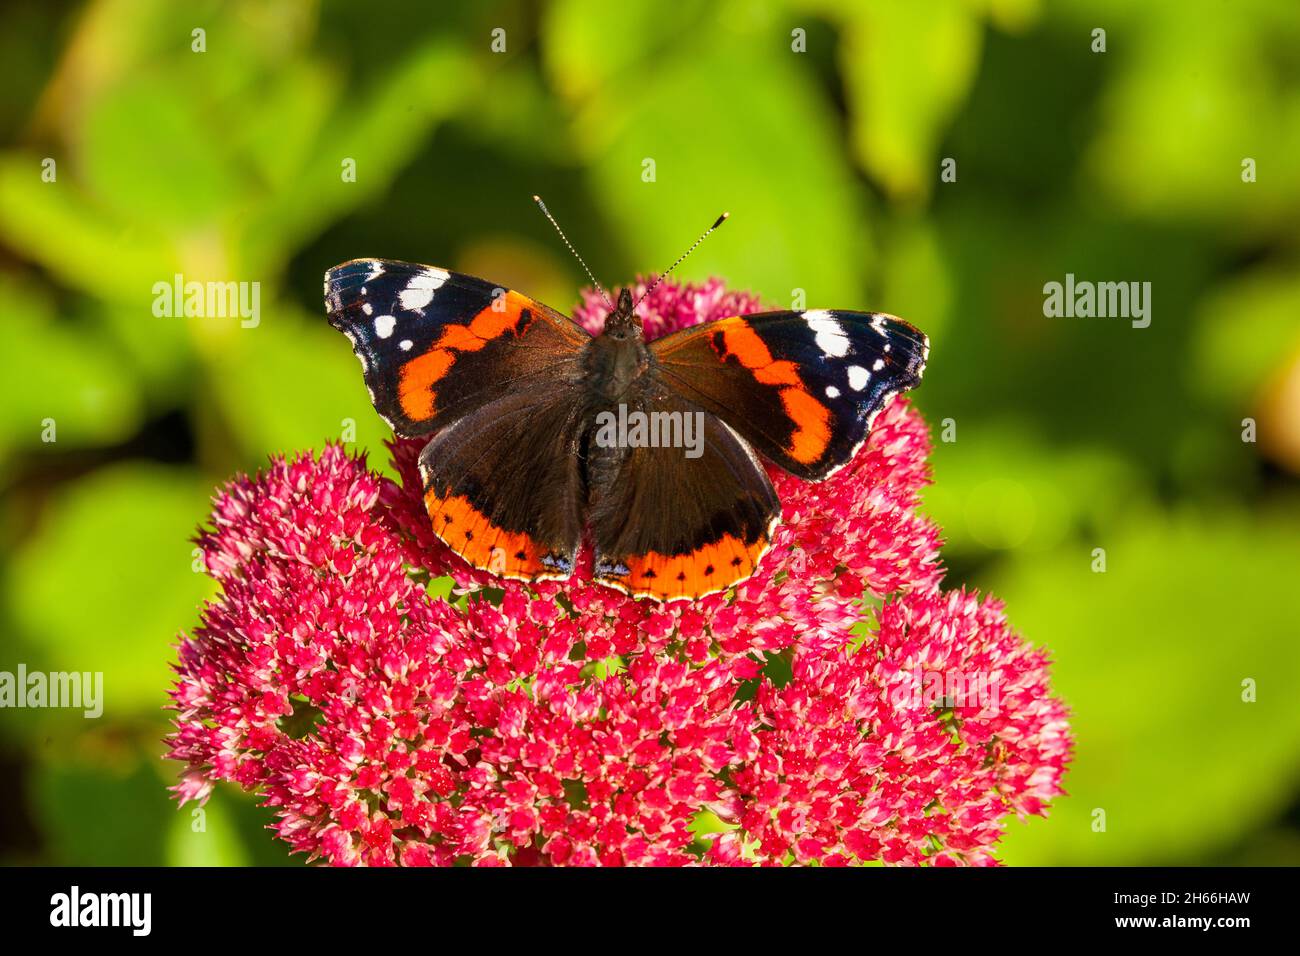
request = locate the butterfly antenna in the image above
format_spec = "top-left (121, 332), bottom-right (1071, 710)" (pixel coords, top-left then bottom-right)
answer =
top-left (532, 194), bottom-right (612, 309)
top-left (636, 211), bottom-right (729, 307)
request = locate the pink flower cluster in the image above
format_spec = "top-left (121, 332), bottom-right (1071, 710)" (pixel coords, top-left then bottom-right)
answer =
top-left (167, 277), bottom-right (1070, 866)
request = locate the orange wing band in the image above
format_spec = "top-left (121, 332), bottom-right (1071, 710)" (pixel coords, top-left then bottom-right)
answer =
top-left (398, 292), bottom-right (535, 422)
top-left (711, 319), bottom-right (831, 464)
top-left (424, 486), bottom-right (557, 580)
top-left (596, 531), bottom-right (771, 601)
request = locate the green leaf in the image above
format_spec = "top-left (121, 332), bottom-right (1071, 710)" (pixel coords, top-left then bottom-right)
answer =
top-left (1190, 268), bottom-right (1300, 408)
top-left (4, 464), bottom-right (214, 713)
top-left (1082, 3), bottom-right (1300, 223)
top-left (80, 72), bottom-right (246, 230)
top-left (203, 308), bottom-right (395, 471)
top-left (165, 791), bottom-right (253, 867)
top-left (0, 153), bottom-right (177, 302)
top-left (32, 753), bottom-right (172, 866)
top-left (0, 275), bottom-right (144, 461)
top-left (541, 0), bottom-right (703, 102)
top-left (244, 39), bottom-right (477, 268)
top-left (558, 8), bottom-right (872, 303)
top-left (992, 509), bottom-right (1300, 864)
top-left (838, 0), bottom-right (984, 201)
top-left (923, 422), bottom-right (1146, 556)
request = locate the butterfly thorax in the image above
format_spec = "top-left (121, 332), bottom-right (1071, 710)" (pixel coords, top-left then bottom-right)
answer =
top-left (581, 287), bottom-right (653, 402)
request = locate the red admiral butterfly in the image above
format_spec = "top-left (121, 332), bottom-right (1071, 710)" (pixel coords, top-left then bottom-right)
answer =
top-left (325, 203), bottom-right (928, 602)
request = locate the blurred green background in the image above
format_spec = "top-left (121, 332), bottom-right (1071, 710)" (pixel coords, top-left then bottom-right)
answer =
top-left (2, 0), bottom-right (1298, 866)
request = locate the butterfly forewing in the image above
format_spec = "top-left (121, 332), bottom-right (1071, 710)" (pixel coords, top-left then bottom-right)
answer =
top-left (324, 259), bottom-right (589, 436)
top-left (649, 310), bottom-right (928, 480)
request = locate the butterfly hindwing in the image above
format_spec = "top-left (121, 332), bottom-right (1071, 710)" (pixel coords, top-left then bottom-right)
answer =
top-left (650, 310), bottom-right (929, 480)
top-left (418, 386), bottom-right (587, 581)
top-left (588, 389), bottom-right (780, 601)
top-left (325, 259), bottom-right (590, 436)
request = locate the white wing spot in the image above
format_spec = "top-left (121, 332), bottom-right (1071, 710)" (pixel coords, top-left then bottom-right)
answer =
top-left (365, 261), bottom-right (384, 281)
top-left (398, 270), bottom-right (448, 312)
top-left (374, 314), bottom-right (396, 338)
top-left (806, 311), bottom-right (850, 358)
top-left (362, 302), bottom-right (373, 316)
top-left (825, 385), bottom-right (840, 399)
top-left (399, 339), bottom-right (413, 351)
top-left (399, 287), bottom-right (435, 311)
top-left (848, 365), bottom-right (870, 391)
top-left (872, 358), bottom-right (885, 371)
top-left (404, 268), bottom-right (450, 290)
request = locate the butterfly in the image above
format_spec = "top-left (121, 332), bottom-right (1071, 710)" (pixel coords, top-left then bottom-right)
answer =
top-left (324, 223), bottom-right (927, 602)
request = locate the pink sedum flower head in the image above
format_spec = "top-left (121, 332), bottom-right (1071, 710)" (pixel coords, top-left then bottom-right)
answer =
top-left (168, 277), bottom-right (1070, 866)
